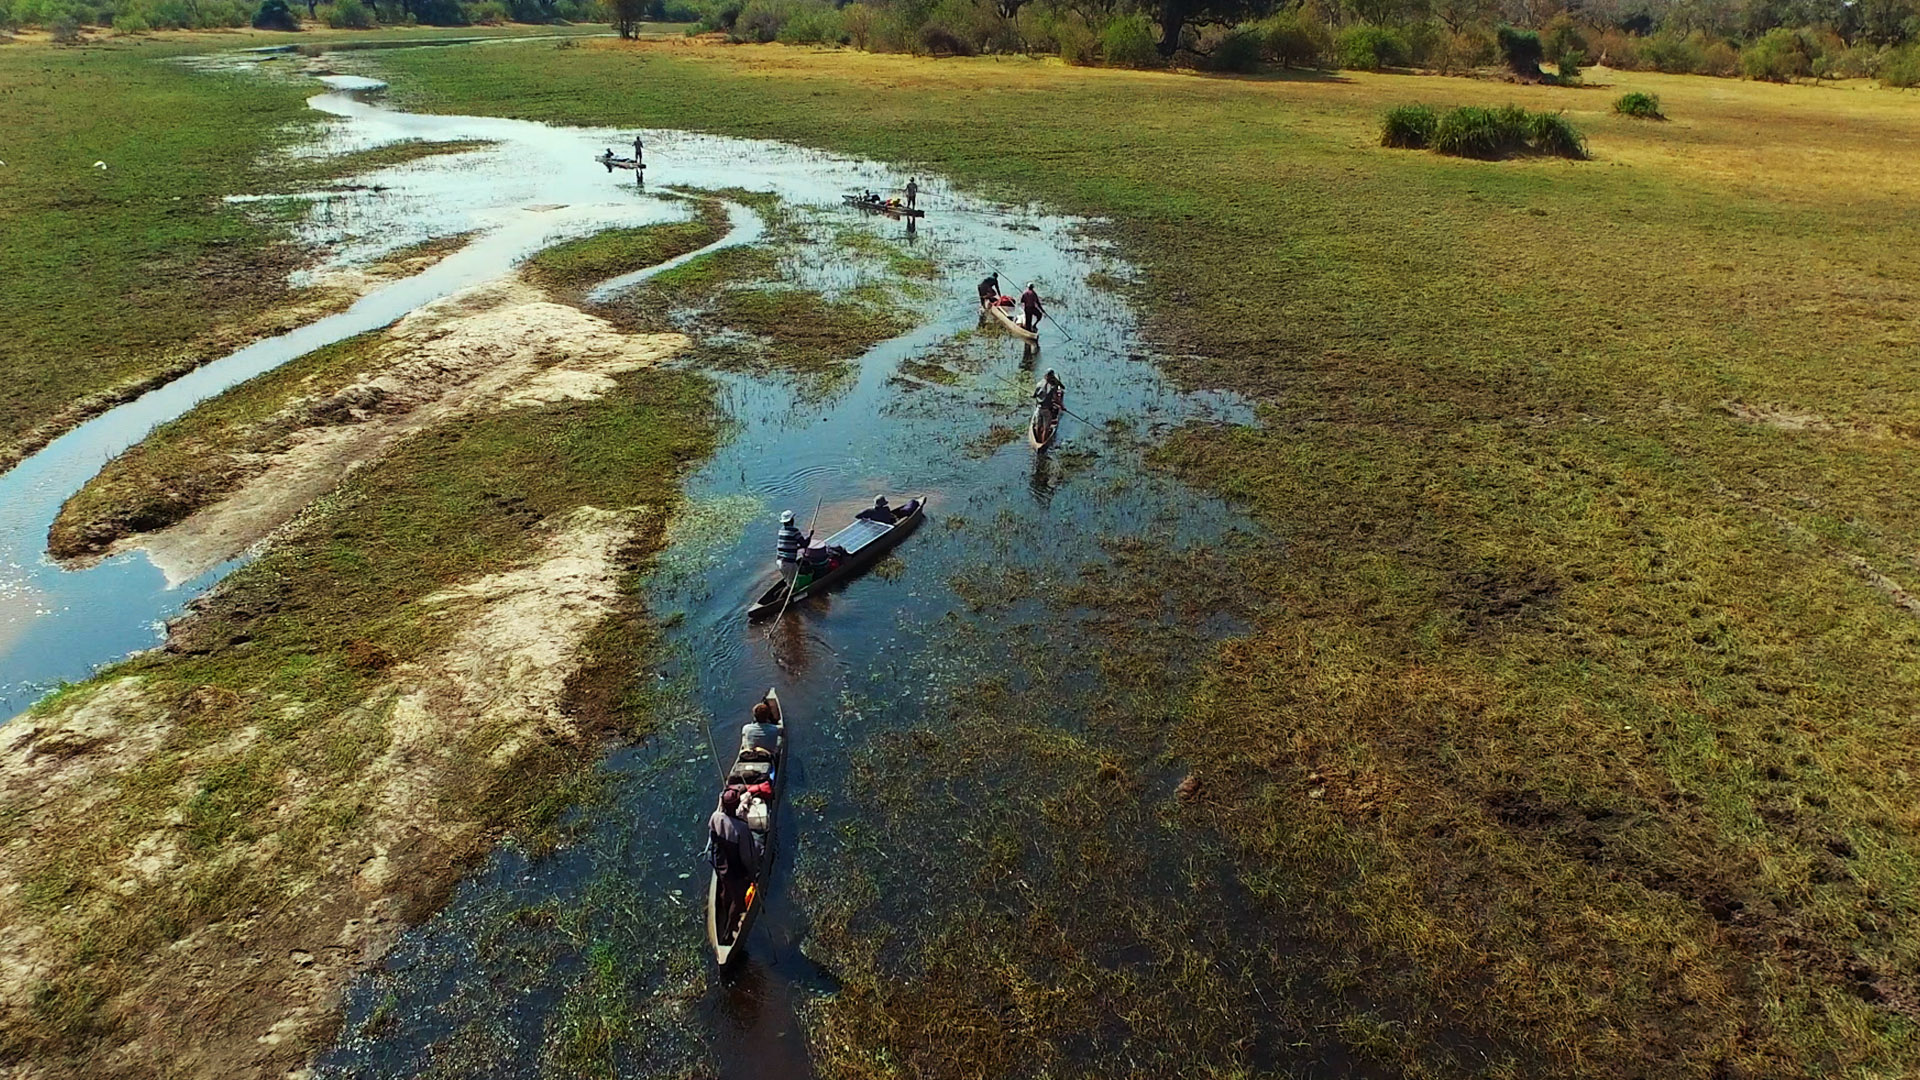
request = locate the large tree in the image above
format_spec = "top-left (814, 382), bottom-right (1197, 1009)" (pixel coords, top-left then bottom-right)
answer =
top-left (1152, 0), bottom-right (1276, 54)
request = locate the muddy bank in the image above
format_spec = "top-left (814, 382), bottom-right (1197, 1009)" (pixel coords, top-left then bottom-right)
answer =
top-left (51, 274), bottom-right (689, 573)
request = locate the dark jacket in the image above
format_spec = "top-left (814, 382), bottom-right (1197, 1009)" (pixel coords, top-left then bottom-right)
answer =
top-left (709, 809), bottom-right (757, 878)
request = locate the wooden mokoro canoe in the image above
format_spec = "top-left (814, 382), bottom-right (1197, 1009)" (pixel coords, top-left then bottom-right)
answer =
top-left (982, 298), bottom-right (1038, 341)
top-left (842, 194), bottom-right (925, 219)
top-left (706, 688), bottom-right (786, 967)
top-left (1029, 403), bottom-right (1060, 450)
top-left (596, 152), bottom-right (645, 172)
top-left (746, 497), bottom-right (927, 620)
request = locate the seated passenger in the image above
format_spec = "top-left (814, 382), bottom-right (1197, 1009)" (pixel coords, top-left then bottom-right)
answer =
top-left (856, 495), bottom-right (896, 524)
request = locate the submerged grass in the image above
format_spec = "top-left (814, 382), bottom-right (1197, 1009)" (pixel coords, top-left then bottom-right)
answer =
top-left (360, 40), bottom-right (1920, 1078)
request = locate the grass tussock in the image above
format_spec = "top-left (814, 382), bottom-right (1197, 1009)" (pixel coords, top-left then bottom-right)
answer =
top-left (1614, 90), bottom-right (1666, 119)
top-left (1379, 103), bottom-right (1439, 148)
top-left (1426, 103), bottom-right (1589, 160)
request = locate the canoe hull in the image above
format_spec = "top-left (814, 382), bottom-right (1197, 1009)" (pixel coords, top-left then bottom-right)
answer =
top-left (982, 299), bottom-right (1038, 341)
top-left (1029, 404), bottom-right (1059, 450)
top-left (747, 499), bottom-right (927, 620)
top-left (842, 194), bottom-right (924, 218)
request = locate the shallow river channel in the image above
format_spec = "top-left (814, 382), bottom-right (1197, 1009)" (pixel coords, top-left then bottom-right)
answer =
top-left (1, 44), bottom-right (1268, 1076)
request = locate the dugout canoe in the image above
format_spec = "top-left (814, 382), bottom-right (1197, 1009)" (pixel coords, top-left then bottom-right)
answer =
top-left (596, 151), bottom-right (644, 172)
top-left (747, 497), bottom-right (927, 620)
top-left (842, 194), bottom-right (925, 219)
top-left (981, 298), bottom-right (1038, 341)
top-left (1029, 402), bottom-right (1060, 451)
top-left (706, 688), bottom-right (786, 967)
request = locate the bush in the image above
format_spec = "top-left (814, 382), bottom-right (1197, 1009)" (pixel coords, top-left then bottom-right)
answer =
top-left (1101, 12), bottom-right (1157, 67)
top-left (778, 3), bottom-right (842, 43)
top-left (251, 0), bottom-right (297, 28)
top-left (1379, 103), bottom-right (1437, 148)
top-left (1700, 39), bottom-right (1739, 76)
top-left (408, 0), bottom-right (465, 23)
top-left (1433, 103), bottom-right (1529, 157)
top-left (1742, 27), bottom-right (1815, 80)
top-left (919, 22), bottom-right (972, 54)
top-left (733, 0), bottom-right (786, 40)
top-left (1884, 44), bottom-right (1920, 86)
top-left (1496, 25), bottom-right (1543, 77)
top-left (1336, 24), bottom-right (1408, 69)
top-left (1056, 11), bottom-right (1096, 64)
top-left (1613, 90), bottom-right (1663, 117)
top-left (1637, 32), bottom-right (1703, 73)
top-left (1261, 11), bottom-right (1330, 68)
top-left (1554, 48), bottom-right (1583, 82)
top-left (1435, 28), bottom-right (1495, 72)
top-left (51, 12), bottom-right (80, 38)
top-left (1541, 15), bottom-right (1586, 63)
top-left (1202, 24), bottom-right (1262, 71)
top-left (327, 0), bottom-right (372, 25)
top-left (1526, 110), bottom-right (1587, 157)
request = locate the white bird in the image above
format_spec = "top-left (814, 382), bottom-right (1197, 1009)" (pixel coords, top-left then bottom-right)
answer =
top-left (93, 161), bottom-right (107, 169)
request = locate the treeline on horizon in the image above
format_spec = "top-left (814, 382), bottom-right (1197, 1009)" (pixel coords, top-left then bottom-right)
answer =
top-left (5, 0), bottom-right (1917, 87)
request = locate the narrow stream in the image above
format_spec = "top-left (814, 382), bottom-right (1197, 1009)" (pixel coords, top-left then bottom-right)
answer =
top-left (1, 45), bottom-right (1264, 1074)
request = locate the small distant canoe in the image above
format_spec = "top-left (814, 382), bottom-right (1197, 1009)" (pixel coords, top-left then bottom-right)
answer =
top-left (706, 688), bottom-right (786, 967)
top-left (842, 194), bottom-right (925, 219)
top-left (982, 298), bottom-right (1038, 341)
top-left (596, 151), bottom-right (645, 172)
top-left (1029, 403), bottom-right (1060, 450)
top-left (747, 498), bottom-right (927, 620)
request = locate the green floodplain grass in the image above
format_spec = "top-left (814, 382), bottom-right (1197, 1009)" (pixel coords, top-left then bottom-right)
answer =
top-left (359, 41), bottom-right (1920, 1077)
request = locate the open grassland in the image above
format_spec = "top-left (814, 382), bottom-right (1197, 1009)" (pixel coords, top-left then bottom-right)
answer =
top-left (364, 42), bottom-right (1920, 1077)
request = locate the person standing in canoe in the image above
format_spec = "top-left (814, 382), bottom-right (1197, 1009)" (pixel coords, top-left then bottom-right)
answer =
top-left (1020, 283), bottom-right (1046, 334)
top-left (1034, 369), bottom-right (1065, 414)
top-left (906, 178), bottom-right (919, 209)
top-left (632, 133), bottom-right (645, 165)
top-left (977, 272), bottom-right (1001, 307)
top-left (709, 788), bottom-right (757, 940)
top-left (776, 510), bottom-right (809, 585)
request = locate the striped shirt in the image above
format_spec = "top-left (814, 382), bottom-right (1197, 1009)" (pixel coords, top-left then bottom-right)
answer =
top-left (776, 521), bottom-right (807, 562)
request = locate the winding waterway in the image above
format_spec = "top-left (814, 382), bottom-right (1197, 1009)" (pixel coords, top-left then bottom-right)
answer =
top-left (1, 44), bottom-right (1266, 1075)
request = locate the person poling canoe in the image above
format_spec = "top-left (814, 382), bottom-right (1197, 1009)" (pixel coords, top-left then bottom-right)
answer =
top-left (775, 509), bottom-right (811, 586)
top-left (1034, 369), bottom-right (1065, 413)
top-left (977, 272), bottom-right (1001, 307)
top-left (747, 497), bottom-right (928, 619)
top-left (1020, 283), bottom-right (1046, 334)
top-left (906, 177), bottom-right (919, 208)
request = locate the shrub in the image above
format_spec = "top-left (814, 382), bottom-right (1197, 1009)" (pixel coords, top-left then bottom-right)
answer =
top-left (1400, 19), bottom-right (1444, 66)
top-left (1432, 103), bottom-right (1530, 157)
top-left (1591, 27), bottom-right (1638, 68)
top-left (408, 0), bottom-right (465, 23)
top-left (1554, 48), bottom-right (1583, 82)
top-left (1541, 15), bottom-right (1586, 63)
top-left (1700, 39), bottom-right (1738, 76)
top-left (1496, 25), bottom-right (1543, 77)
top-left (1526, 110), bottom-right (1588, 157)
top-left (1884, 44), bottom-right (1920, 87)
top-left (733, 0), bottom-right (786, 41)
top-left (1202, 24), bottom-right (1262, 71)
top-left (919, 22), bottom-right (972, 54)
top-left (1613, 90), bottom-right (1663, 117)
top-left (777, 2), bottom-right (842, 43)
top-left (327, 0), bottom-right (372, 25)
top-left (1637, 32), bottom-right (1703, 73)
top-left (1336, 24), bottom-right (1408, 70)
top-left (1435, 28), bottom-right (1495, 72)
top-left (50, 9), bottom-right (80, 36)
top-left (114, 10), bottom-right (147, 29)
top-left (841, 0), bottom-right (872, 46)
top-left (1101, 12), bottom-right (1157, 67)
top-left (1379, 103), bottom-right (1437, 147)
top-left (1056, 11), bottom-right (1096, 64)
top-left (1261, 10), bottom-right (1330, 68)
top-left (250, 0), bottom-right (297, 28)
top-left (1742, 27), bottom-right (1815, 80)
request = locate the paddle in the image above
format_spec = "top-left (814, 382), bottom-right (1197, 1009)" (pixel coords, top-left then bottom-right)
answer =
top-left (765, 493), bottom-right (824, 638)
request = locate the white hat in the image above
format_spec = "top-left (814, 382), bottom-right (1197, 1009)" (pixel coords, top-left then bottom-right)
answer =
top-left (780, 510), bottom-right (795, 522)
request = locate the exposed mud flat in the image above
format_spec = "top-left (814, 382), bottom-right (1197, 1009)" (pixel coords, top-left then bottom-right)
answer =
top-left (0, 505), bottom-right (652, 1077)
top-left (81, 277), bottom-right (688, 585)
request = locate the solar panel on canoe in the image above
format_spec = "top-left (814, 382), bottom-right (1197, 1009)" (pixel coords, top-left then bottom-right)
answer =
top-left (824, 517), bottom-right (891, 553)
